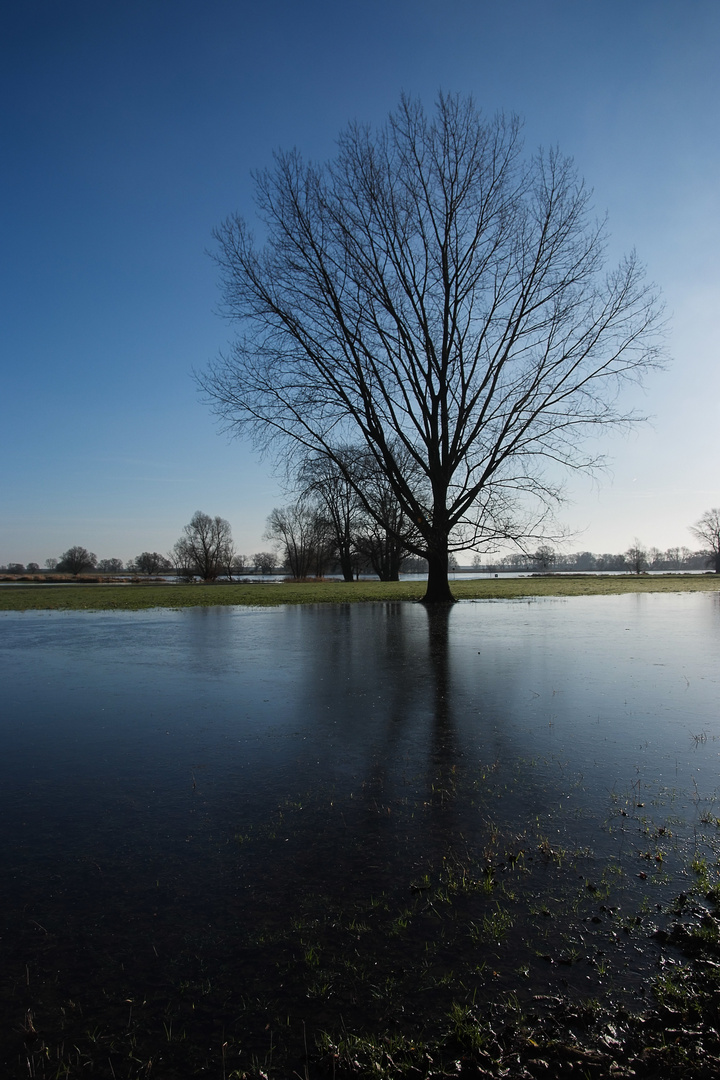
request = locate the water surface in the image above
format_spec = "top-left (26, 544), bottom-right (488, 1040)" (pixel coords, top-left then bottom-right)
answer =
top-left (2, 594), bottom-right (719, 1072)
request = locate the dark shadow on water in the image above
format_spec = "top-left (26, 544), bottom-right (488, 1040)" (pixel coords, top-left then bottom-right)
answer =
top-left (422, 602), bottom-right (461, 824)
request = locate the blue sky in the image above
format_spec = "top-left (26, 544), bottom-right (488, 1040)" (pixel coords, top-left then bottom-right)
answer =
top-left (2, 0), bottom-right (718, 566)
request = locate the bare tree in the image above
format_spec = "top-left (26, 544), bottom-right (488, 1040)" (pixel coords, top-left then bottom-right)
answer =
top-left (132, 552), bottom-right (171, 575)
top-left (297, 450), bottom-right (361, 581)
top-left (501, 552), bottom-right (531, 570)
top-left (569, 551), bottom-right (597, 571)
top-left (264, 503), bottom-right (334, 579)
top-left (297, 446), bottom-right (421, 580)
top-left (230, 554), bottom-right (250, 576)
top-left (354, 518), bottom-right (404, 581)
top-left (57, 546), bottom-right (97, 575)
top-left (200, 94), bottom-right (665, 602)
top-left (44, 558), bottom-right (58, 571)
top-left (352, 451), bottom-right (422, 580)
top-left (354, 446), bottom-right (424, 581)
top-left (97, 558), bottom-right (125, 573)
top-left (532, 545), bottom-right (556, 573)
top-left (173, 511), bottom-right (234, 581)
top-left (253, 551), bottom-right (277, 575)
top-left (690, 509), bottom-right (720, 573)
top-left (625, 539), bottom-right (648, 575)
top-left (646, 546), bottom-right (663, 569)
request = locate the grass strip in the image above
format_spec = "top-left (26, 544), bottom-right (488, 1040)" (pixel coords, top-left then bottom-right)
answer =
top-left (1, 573), bottom-right (719, 611)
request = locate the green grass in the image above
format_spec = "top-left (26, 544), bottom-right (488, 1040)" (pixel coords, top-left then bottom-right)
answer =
top-left (1, 573), bottom-right (719, 611)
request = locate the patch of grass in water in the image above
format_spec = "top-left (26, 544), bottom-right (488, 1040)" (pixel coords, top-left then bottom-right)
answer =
top-left (16, 838), bottom-right (720, 1079)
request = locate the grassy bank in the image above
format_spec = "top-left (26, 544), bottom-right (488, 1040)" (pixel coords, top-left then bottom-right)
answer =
top-left (1, 573), bottom-right (719, 611)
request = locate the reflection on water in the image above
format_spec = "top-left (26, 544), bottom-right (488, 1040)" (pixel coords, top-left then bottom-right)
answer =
top-left (1, 593), bottom-right (720, 1070)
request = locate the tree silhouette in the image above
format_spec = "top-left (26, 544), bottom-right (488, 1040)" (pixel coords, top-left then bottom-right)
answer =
top-left (201, 94), bottom-right (665, 601)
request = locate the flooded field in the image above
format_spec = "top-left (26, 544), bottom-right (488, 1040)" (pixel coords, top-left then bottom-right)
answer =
top-left (2, 593), bottom-right (720, 1077)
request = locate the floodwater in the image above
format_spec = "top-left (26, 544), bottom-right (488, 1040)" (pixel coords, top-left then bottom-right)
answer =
top-left (1, 592), bottom-right (720, 1072)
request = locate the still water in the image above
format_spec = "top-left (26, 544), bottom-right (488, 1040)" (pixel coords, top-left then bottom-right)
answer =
top-left (1, 593), bottom-right (720, 1071)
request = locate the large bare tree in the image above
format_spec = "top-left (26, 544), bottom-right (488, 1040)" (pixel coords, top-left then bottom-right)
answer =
top-left (200, 94), bottom-right (665, 602)
top-left (690, 509), bottom-right (720, 573)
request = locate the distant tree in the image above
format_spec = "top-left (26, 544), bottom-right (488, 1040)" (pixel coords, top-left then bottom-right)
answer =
top-left (664, 546), bottom-right (681, 569)
top-left (57, 547), bottom-right (97, 575)
top-left (133, 552), bottom-right (171, 575)
top-left (690, 509), bottom-right (720, 573)
top-left (297, 451), bottom-right (361, 582)
top-left (625, 539), bottom-right (648, 575)
top-left (264, 503), bottom-right (334, 579)
top-left (220, 552), bottom-right (236, 579)
top-left (402, 555), bottom-right (429, 573)
top-left (45, 558), bottom-right (58, 570)
top-left (253, 551), bottom-right (277, 575)
top-left (26, 562), bottom-right (40, 572)
top-left (7, 563), bottom-right (25, 573)
top-left (595, 552), bottom-right (626, 571)
top-left (678, 546), bottom-right (696, 568)
top-left (97, 558), bottom-right (125, 573)
top-left (228, 554), bottom-right (249, 577)
top-left (295, 444), bottom-right (422, 581)
top-left (532, 545), bottom-right (556, 573)
top-left (352, 448), bottom-right (423, 581)
top-left (173, 512), bottom-right (234, 581)
top-left (354, 512), bottom-right (416, 581)
top-left (501, 552), bottom-right (531, 570)
top-left (647, 546), bottom-right (663, 570)
top-left (570, 551), bottom-right (597, 571)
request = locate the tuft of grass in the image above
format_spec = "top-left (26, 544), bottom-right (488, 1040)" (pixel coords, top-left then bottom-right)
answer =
top-left (447, 1001), bottom-right (488, 1051)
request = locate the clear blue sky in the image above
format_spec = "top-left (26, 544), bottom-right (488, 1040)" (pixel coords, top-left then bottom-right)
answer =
top-left (2, 0), bottom-right (718, 566)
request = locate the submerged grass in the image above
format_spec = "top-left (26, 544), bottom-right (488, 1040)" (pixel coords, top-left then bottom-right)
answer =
top-left (13, 810), bottom-right (720, 1078)
top-left (1, 573), bottom-right (720, 611)
top-left (7, 744), bottom-right (720, 1077)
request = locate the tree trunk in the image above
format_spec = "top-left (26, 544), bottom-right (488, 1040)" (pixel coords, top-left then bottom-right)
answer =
top-left (339, 554), bottom-right (354, 582)
top-left (422, 547), bottom-right (456, 604)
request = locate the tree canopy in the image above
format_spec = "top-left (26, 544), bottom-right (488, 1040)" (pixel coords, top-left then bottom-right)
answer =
top-left (201, 94), bottom-right (665, 601)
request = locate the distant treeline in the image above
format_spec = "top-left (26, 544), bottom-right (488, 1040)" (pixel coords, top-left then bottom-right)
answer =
top-left (476, 544), bottom-right (710, 573)
top-left (0, 545), bottom-right (713, 577)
